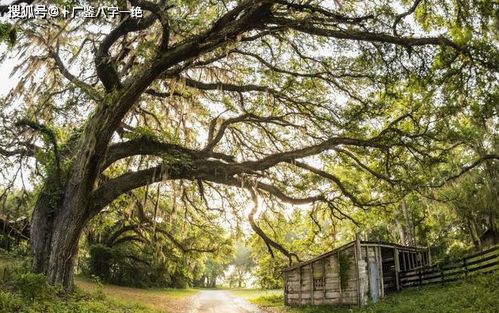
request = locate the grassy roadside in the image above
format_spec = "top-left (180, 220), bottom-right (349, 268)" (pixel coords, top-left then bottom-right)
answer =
top-left (229, 289), bottom-right (284, 309)
top-left (76, 278), bottom-right (198, 312)
top-left (0, 254), bottom-right (197, 313)
top-left (246, 271), bottom-right (499, 313)
top-left (229, 288), bottom-right (282, 299)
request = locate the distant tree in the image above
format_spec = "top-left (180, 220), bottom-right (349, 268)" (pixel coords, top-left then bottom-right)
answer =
top-left (228, 245), bottom-right (255, 288)
top-left (202, 259), bottom-right (227, 288)
top-left (0, 0), bottom-right (497, 289)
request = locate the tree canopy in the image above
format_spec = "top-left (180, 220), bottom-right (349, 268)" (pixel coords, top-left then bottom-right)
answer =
top-left (0, 0), bottom-right (497, 289)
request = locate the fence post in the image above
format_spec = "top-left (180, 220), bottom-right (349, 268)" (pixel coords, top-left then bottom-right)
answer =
top-left (419, 268), bottom-right (422, 286)
top-left (440, 266), bottom-right (445, 285)
top-left (463, 258), bottom-right (468, 277)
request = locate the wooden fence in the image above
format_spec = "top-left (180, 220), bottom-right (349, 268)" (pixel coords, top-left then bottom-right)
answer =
top-left (399, 244), bottom-right (499, 288)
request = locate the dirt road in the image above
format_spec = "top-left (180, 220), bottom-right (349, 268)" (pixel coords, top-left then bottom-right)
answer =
top-left (187, 290), bottom-right (265, 313)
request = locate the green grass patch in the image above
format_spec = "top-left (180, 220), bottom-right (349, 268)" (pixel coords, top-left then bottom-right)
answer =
top-left (229, 288), bottom-right (283, 307)
top-left (0, 273), bottom-right (162, 313)
top-left (76, 277), bottom-right (197, 312)
top-left (0, 256), bottom-right (197, 313)
top-left (252, 271), bottom-right (499, 313)
top-left (0, 288), bottom-right (162, 313)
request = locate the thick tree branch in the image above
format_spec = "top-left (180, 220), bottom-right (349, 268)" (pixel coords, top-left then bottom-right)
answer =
top-left (442, 154), bottom-right (499, 184)
top-left (292, 161), bottom-right (382, 207)
top-left (102, 137), bottom-right (235, 169)
top-left (269, 16), bottom-right (460, 50)
top-left (95, 14), bottom-right (157, 91)
top-left (248, 188), bottom-right (301, 265)
top-left (95, 135), bottom-right (388, 209)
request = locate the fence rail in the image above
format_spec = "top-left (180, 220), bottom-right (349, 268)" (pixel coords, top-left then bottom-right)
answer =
top-left (399, 244), bottom-right (499, 288)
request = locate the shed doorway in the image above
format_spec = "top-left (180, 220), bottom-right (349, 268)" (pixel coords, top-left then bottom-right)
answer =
top-left (380, 247), bottom-right (397, 293)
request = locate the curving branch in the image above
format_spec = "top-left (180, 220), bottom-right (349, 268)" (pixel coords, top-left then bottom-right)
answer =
top-left (291, 161), bottom-right (387, 207)
top-left (102, 137), bottom-right (235, 170)
top-left (333, 147), bottom-right (397, 185)
top-left (441, 154), bottom-right (499, 185)
top-left (0, 144), bottom-right (37, 158)
top-left (269, 16), bottom-right (461, 50)
top-left (203, 113), bottom-right (292, 151)
top-left (94, 134), bottom-right (390, 210)
top-left (273, 0), bottom-right (374, 24)
top-left (248, 188), bottom-right (301, 265)
top-left (49, 50), bottom-right (95, 94)
top-left (95, 14), bottom-right (157, 91)
top-left (392, 0), bottom-right (424, 36)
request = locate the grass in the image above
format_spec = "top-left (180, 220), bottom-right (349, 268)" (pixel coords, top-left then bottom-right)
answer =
top-left (75, 277), bottom-right (198, 312)
top-left (0, 288), bottom-right (163, 313)
top-left (229, 288), bottom-right (282, 300)
top-left (229, 288), bottom-right (284, 308)
top-left (0, 271), bottom-right (163, 313)
top-left (0, 254), bottom-right (197, 313)
top-left (249, 271), bottom-right (499, 313)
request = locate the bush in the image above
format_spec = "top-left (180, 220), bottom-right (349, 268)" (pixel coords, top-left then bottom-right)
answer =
top-left (89, 244), bottom-right (114, 282)
top-left (15, 272), bottom-right (47, 300)
top-left (86, 244), bottom-right (175, 288)
top-left (0, 285), bottom-right (161, 313)
top-left (0, 291), bottom-right (23, 312)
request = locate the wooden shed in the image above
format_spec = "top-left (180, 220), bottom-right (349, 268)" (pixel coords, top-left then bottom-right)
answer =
top-left (283, 239), bottom-right (431, 307)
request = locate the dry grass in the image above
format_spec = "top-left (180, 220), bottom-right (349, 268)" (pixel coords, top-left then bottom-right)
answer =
top-left (76, 278), bottom-right (198, 312)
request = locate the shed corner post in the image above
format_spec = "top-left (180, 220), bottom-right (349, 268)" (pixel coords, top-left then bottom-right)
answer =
top-left (354, 236), bottom-right (362, 308)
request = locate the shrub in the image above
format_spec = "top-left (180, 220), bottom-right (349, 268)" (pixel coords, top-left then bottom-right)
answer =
top-left (0, 291), bottom-right (23, 313)
top-left (14, 272), bottom-right (47, 300)
top-left (89, 244), bottom-right (114, 281)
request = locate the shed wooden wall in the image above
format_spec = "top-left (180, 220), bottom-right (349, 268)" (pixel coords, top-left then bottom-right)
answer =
top-left (285, 244), bottom-right (359, 306)
top-left (284, 241), bottom-right (431, 308)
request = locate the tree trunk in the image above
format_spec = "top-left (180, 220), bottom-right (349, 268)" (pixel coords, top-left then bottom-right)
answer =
top-left (467, 218), bottom-right (481, 250)
top-left (30, 170), bottom-right (95, 290)
top-left (29, 104), bottom-right (111, 290)
top-left (394, 218), bottom-right (406, 246)
top-left (30, 191), bottom-right (55, 274)
top-left (30, 197), bottom-right (90, 289)
top-left (400, 200), bottom-right (415, 246)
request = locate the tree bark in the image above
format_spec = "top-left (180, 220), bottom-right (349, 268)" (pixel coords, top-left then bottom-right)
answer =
top-left (30, 185), bottom-right (92, 289)
top-left (29, 125), bottom-right (101, 290)
top-left (401, 200), bottom-right (415, 246)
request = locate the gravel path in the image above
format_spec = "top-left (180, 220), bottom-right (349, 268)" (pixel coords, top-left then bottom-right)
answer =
top-left (187, 290), bottom-right (265, 313)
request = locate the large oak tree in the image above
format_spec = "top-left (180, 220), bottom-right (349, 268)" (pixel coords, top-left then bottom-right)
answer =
top-left (0, 0), bottom-right (497, 289)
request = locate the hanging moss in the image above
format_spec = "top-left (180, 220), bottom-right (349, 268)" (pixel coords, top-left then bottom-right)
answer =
top-left (124, 127), bottom-right (161, 142)
top-left (339, 251), bottom-right (352, 291)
